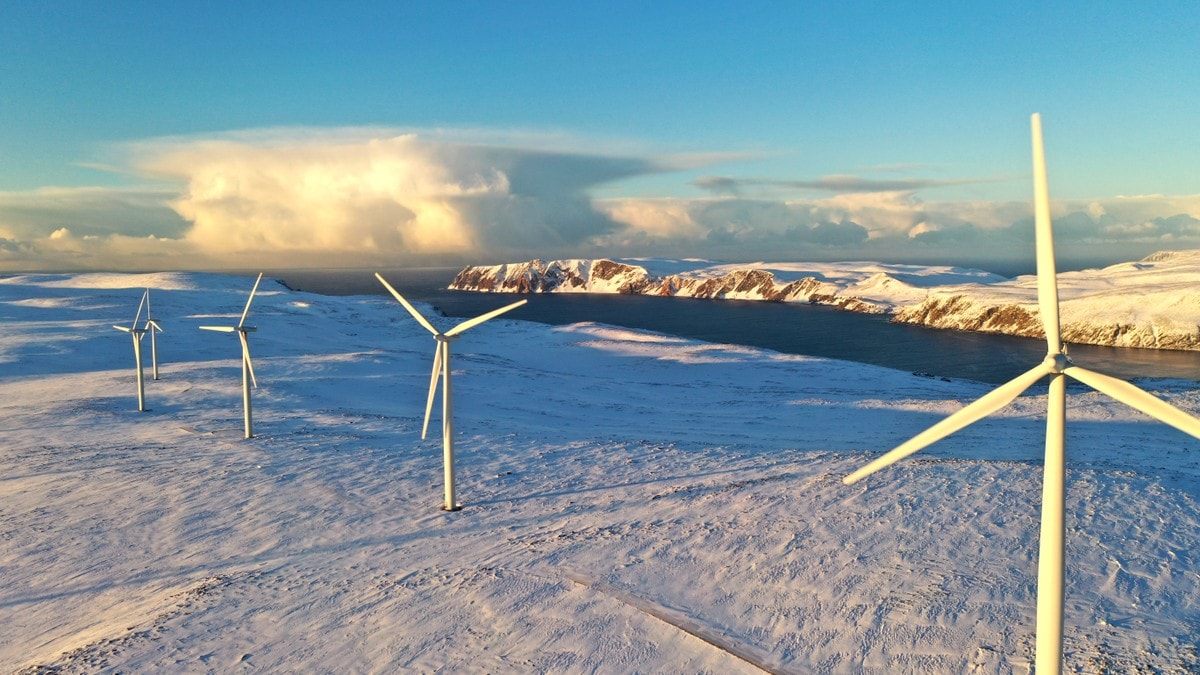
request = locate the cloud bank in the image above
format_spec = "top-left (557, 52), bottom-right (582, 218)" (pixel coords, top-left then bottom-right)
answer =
top-left (2, 127), bottom-right (1200, 274)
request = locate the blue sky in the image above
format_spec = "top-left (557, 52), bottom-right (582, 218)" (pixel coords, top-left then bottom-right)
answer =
top-left (2, 1), bottom-right (1198, 273)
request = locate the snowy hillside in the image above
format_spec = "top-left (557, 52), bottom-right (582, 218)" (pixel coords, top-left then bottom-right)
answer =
top-left (451, 252), bottom-right (1200, 351)
top-left (894, 249), bottom-right (1200, 350)
top-left (450, 258), bottom-right (1006, 314)
top-left (2, 272), bottom-right (1200, 672)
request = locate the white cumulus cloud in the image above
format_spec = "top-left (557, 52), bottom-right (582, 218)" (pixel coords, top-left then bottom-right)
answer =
top-left (2, 126), bottom-right (1200, 273)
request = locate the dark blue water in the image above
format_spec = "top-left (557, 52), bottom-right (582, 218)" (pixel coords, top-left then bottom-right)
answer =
top-left (274, 267), bottom-right (1200, 385)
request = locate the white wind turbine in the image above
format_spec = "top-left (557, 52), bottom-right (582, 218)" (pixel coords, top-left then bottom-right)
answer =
top-left (376, 272), bottom-right (527, 511)
top-left (200, 273), bottom-right (264, 439)
top-left (141, 289), bottom-right (165, 380)
top-left (112, 290), bottom-right (151, 411)
top-left (843, 113), bottom-right (1200, 674)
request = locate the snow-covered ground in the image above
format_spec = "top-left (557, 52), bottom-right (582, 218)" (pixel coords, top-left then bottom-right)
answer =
top-left (2, 272), bottom-right (1199, 673)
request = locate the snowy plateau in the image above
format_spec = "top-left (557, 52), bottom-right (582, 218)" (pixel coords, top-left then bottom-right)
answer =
top-left (2, 271), bottom-right (1199, 673)
top-left (451, 250), bottom-right (1200, 351)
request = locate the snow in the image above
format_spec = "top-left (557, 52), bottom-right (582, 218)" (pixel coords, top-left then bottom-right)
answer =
top-left (2, 272), bottom-right (1199, 672)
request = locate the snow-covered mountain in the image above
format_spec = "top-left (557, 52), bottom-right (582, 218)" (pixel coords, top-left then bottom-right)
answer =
top-left (451, 252), bottom-right (1200, 350)
top-left (450, 258), bottom-right (1006, 313)
top-left (893, 250), bottom-right (1200, 350)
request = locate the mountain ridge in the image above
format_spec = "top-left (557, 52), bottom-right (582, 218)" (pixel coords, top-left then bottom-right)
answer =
top-left (450, 252), bottom-right (1200, 351)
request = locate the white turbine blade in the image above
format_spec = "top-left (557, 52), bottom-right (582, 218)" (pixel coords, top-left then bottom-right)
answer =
top-left (113, 325), bottom-right (132, 332)
top-left (200, 325), bottom-right (237, 332)
top-left (238, 331), bottom-right (258, 388)
top-left (148, 319), bottom-right (164, 333)
top-left (133, 289), bottom-right (147, 328)
top-left (238, 273), bottom-right (264, 328)
top-left (844, 363), bottom-right (1050, 485)
top-left (422, 344), bottom-right (443, 440)
top-left (1031, 113), bottom-right (1062, 354)
top-left (1065, 366), bottom-right (1200, 439)
top-left (375, 273), bottom-right (440, 336)
top-left (445, 299), bottom-right (528, 337)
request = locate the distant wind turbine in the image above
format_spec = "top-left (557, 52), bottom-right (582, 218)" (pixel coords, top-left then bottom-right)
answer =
top-left (112, 289), bottom-right (151, 411)
top-left (843, 114), bottom-right (1200, 674)
top-left (376, 272), bottom-right (527, 511)
top-left (200, 273), bottom-right (264, 439)
top-left (142, 289), bottom-right (164, 380)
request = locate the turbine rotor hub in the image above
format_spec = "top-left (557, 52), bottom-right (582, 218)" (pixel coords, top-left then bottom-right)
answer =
top-left (1043, 352), bottom-right (1072, 373)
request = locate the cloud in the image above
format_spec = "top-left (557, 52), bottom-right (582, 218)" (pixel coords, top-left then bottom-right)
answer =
top-left (598, 190), bottom-right (1200, 269)
top-left (0, 187), bottom-right (194, 270)
top-left (3, 126), bottom-right (1200, 272)
top-left (691, 173), bottom-right (1004, 196)
top-left (0, 186), bottom-right (188, 240)
top-left (130, 130), bottom-right (666, 264)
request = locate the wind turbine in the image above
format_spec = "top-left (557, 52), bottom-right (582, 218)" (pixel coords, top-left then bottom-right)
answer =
top-left (375, 273), bottom-right (527, 511)
top-left (112, 290), bottom-right (150, 411)
top-left (843, 113), bottom-right (1200, 674)
top-left (200, 273), bottom-right (264, 439)
top-left (142, 289), bottom-right (164, 380)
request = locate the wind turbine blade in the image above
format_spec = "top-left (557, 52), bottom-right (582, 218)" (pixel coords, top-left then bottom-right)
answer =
top-left (374, 271), bottom-right (441, 333)
top-left (422, 344), bottom-right (443, 440)
top-left (1065, 366), bottom-right (1200, 439)
top-left (148, 319), bottom-right (164, 333)
top-left (238, 273), bottom-right (264, 328)
top-left (1031, 113), bottom-right (1062, 354)
top-left (133, 289), bottom-right (147, 328)
top-left (199, 325), bottom-right (237, 332)
top-left (113, 325), bottom-right (132, 332)
top-left (445, 299), bottom-right (529, 337)
top-left (239, 331), bottom-right (258, 388)
top-left (844, 363), bottom-right (1050, 485)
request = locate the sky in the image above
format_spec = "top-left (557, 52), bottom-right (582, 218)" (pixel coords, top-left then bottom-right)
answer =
top-left (1, 1), bottom-right (1199, 275)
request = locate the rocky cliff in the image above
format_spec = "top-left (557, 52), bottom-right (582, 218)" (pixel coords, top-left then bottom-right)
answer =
top-left (450, 253), bottom-right (1200, 351)
top-left (449, 259), bottom-right (892, 312)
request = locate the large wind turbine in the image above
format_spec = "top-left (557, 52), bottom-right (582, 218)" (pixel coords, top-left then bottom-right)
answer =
top-left (112, 290), bottom-right (150, 411)
top-left (142, 289), bottom-right (164, 380)
top-left (200, 273), bottom-right (264, 439)
top-left (376, 273), bottom-right (527, 511)
top-left (843, 114), bottom-right (1200, 674)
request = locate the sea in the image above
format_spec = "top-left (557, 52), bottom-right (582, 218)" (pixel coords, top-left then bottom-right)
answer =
top-left (273, 267), bottom-right (1200, 386)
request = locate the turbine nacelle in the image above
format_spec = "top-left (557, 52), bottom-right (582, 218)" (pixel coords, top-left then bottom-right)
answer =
top-left (1043, 352), bottom-right (1071, 373)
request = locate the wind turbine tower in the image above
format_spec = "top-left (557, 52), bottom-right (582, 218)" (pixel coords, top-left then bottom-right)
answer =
top-left (200, 273), bottom-right (264, 439)
top-left (376, 273), bottom-right (527, 511)
top-left (112, 290), bottom-right (150, 411)
top-left (843, 114), bottom-right (1200, 674)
